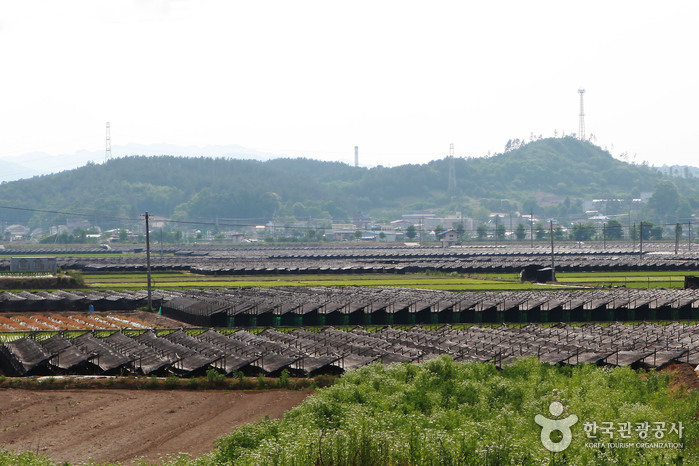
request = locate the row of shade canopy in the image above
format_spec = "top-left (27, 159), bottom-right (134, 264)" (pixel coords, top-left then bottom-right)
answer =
top-left (2, 321), bottom-right (697, 378)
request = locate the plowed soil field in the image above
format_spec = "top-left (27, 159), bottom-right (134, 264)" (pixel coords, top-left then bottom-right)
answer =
top-left (0, 388), bottom-right (313, 464)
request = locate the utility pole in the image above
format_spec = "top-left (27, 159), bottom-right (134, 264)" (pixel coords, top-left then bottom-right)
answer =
top-left (509, 214), bottom-right (513, 243)
top-left (495, 216), bottom-right (499, 246)
top-left (639, 222), bottom-right (643, 258)
top-left (628, 210), bottom-right (632, 250)
top-left (603, 223), bottom-right (607, 250)
top-left (550, 220), bottom-right (555, 278)
top-left (145, 211), bottom-right (152, 312)
top-left (530, 211), bottom-right (534, 248)
top-left (689, 221), bottom-right (693, 252)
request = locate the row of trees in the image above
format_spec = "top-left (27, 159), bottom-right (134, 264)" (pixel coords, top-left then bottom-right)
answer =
top-left (428, 220), bottom-right (687, 243)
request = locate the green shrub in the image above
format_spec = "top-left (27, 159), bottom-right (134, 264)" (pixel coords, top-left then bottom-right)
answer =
top-left (276, 369), bottom-right (290, 389)
top-left (205, 368), bottom-right (226, 387)
top-left (145, 376), bottom-right (160, 389)
top-left (163, 374), bottom-right (180, 389)
top-left (206, 357), bottom-right (699, 465)
top-left (0, 449), bottom-right (53, 465)
top-left (187, 378), bottom-right (200, 390)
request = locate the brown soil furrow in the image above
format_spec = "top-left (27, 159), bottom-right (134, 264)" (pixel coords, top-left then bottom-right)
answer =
top-left (0, 388), bottom-right (313, 465)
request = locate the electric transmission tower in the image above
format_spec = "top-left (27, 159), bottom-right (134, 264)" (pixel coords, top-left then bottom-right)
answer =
top-left (105, 122), bottom-right (112, 162)
top-left (578, 89), bottom-right (586, 141)
top-left (447, 143), bottom-right (457, 194)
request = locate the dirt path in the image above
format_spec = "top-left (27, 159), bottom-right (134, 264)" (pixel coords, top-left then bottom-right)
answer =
top-left (0, 388), bottom-right (313, 465)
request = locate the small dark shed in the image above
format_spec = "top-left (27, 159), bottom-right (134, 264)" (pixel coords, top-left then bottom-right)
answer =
top-left (685, 276), bottom-right (699, 289)
top-left (520, 264), bottom-right (545, 282)
top-left (536, 267), bottom-right (556, 283)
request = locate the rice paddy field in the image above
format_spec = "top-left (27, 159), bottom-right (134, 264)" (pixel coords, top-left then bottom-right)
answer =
top-left (82, 270), bottom-right (699, 291)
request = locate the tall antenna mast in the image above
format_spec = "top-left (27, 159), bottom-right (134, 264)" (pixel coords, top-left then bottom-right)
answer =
top-left (578, 89), bottom-right (586, 141)
top-left (447, 143), bottom-right (457, 194)
top-left (105, 122), bottom-right (112, 162)
top-left (354, 146), bottom-right (358, 168)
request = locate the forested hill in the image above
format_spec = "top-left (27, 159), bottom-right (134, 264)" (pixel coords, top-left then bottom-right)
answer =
top-left (462, 138), bottom-right (661, 197)
top-left (0, 137), bottom-right (695, 228)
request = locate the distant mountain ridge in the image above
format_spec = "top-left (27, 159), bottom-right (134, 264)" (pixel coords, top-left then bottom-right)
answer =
top-left (0, 137), bottom-right (695, 229)
top-left (0, 143), bottom-right (280, 183)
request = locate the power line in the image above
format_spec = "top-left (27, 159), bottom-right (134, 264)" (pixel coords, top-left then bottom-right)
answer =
top-left (0, 204), bottom-right (137, 222)
top-left (0, 203), bottom-right (695, 238)
top-left (0, 204), bottom-right (326, 231)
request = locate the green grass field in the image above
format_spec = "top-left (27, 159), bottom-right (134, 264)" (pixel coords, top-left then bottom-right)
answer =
top-left (199, 357), bottom-right (699, 465)
top-left (83, 272), bottom-right (568, 291)
top-left (483, 271), bottom-right (695, 289)
top-left (82, 270), bottom-right (699, 291)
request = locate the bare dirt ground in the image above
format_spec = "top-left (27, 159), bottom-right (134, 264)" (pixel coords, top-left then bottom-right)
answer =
top-left (660, 361), bottom-right (699, 392)
top-left (0, 388), bottom-right (313, 465)
top-left (0, 363), bottom-right (695, 465)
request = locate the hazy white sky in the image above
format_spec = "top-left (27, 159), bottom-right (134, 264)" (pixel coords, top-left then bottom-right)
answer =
top-left (1, 1), bottom-right (697, 169)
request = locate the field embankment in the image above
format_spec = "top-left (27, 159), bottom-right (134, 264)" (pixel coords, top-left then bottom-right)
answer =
top-left (0, 273), bottom-right (84, 290)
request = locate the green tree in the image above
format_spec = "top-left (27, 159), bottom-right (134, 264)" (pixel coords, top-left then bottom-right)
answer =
top-left (292, 202), bottom-right (307, 219)
top-left (406, 225), bottom-right (417, 240)
top-left (474, 207), bottom-right (491, 224)
top-left (522, 197), bottom-right (538, 214)
top-left (495, 223), bottom-right (506, 240)
top-left (119, 229), bottom-right (128, 242)
top-left (455, 222), bottom-right (465, 241)
top-left (650, 225), bottom-right (663, 240)
top-left (354, 230), bottom-right (362, 240)
top-left (476, 224), bottom-right (488, 240)
top-left (630, 224), bottom-right (638, 241)
top-left (553, 225), bottom-right (565, 240)
top-left (676, 198), bottom-right (693, 221)
top-left (514, 223), bottom-right (526, 241)
top-left (535, 222), bottom-right (547, 240)
top-left (73, 228), bottom-right (88, 243)
top-left (647, 181), bottom-right (679, 222)
top-left (571, 222), bottom-right (596, 241)
top-left (433, 225), bottom-right (445, 237)
top-left (606, 219), bottom-right (624, 240)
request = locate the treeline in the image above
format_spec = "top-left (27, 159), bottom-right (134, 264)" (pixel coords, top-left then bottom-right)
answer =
top-left (0, 137), bottom-right (696, 230)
